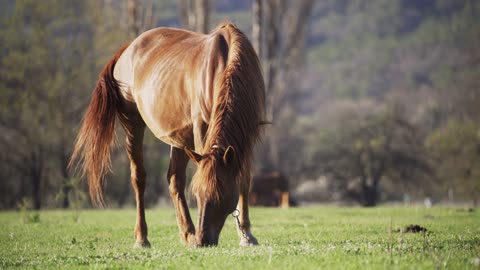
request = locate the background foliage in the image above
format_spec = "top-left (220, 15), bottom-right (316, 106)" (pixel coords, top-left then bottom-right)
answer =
top-left (0, 0), bottom-right (478, 209)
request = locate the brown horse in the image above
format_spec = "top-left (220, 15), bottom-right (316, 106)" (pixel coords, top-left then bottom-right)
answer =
top-left (70, 22), bottom-right (265, 247)
top-left (250, 171), bottom-right (290, 208)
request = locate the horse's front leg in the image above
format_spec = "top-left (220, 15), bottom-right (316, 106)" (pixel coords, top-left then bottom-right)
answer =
top-left (236, 179), bottom-right (259, 246)
top-left (167, 147), bottom-right (196, 246)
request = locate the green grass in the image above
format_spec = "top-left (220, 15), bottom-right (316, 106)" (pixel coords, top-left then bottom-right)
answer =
top-left (1, 206), bottom-right (479, 269)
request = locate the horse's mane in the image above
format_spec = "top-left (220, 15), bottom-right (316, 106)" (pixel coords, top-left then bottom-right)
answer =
top-left (191, 23), bottom-right (265, 201)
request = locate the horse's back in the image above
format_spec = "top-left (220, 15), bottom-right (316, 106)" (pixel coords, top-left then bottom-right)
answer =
top-left (114, 27), bottom-right (203, 101)
top-left (113, 25), bottom-right (234, 149)
top-left (252, 172), bottom-right (289, 194)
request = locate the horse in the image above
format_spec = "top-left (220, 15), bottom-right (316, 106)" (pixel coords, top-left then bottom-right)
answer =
top-left (70, 22), bottom-right (265, 247)
top-left (249, 171), bottom-right (290, 208)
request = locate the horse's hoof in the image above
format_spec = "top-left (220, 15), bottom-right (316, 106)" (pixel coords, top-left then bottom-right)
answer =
top-left (133, 240), bottom-right (151, 248)
top-left (181, 233), bottom-right (197, 247)
top-left (239, 235), bottom-right (259, 247)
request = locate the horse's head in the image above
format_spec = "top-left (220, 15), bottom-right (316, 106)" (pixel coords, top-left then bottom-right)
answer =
top-left (185, 145), bottom-right (239, 246)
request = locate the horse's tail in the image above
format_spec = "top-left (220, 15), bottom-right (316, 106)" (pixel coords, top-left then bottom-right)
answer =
top-left (69, 43), bottom-right (130, 207)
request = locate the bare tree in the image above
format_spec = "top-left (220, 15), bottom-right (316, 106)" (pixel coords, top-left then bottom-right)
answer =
top-left (256, 0), bottom-right (314, 172)
top-left (195, 0), bottom-right (209, 33)
top-left (127, 0), bottom-right (140, 38)
top-left (312, 105), bottom-right (432, 206)
top-left (178, 0), bottom-right (195, 30)
top-left (127, 0), bottom-right (157, 38)
top-left (177, 0), bottom-right (210, 33)
top-left (252, 0), bottom-right (263, 59)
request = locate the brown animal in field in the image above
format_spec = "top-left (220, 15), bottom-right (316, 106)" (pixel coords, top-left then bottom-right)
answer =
top-left (249, 172), bottom-right (290, 208)
top-left (70, 22), bottom-right (265, 247)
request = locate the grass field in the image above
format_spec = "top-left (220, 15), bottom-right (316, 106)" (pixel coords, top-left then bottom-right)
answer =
top-left (0, 206), bottom-right (479, 269)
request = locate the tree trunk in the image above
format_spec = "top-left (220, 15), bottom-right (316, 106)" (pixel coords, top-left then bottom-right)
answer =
top-left (361, 184), bottom-right (378, 207)
top-left (127, 0), bottom-right (156, 37)
top-left (360, 173), bottom-right (382, 207)
top-left (142, 0), bottom-right (156, 32)
top-left (260, 1), bottom-right (313, 171)
top-left (252, 0), bottom-right (263, 59)
top-left (61, 167), bottom-right (70, 209)
top-left (262, 0), bottom-right (283, 170)
top-left (31, 175), bottom-right (41, 210)
top-left (195, 0), bottom-right (209, 33)
top-left (28, 149), bottom-right (44, 210)
top-left (178, 0), bottom-right (208, 32)
top-left (264, 0), bottom-right (282, 100)
top-left (177, 0), bottom-right (190, 28)
top-left (60, 142), bottom-right (71, 209)
top-left (127, 0), bottom-right (140, 38)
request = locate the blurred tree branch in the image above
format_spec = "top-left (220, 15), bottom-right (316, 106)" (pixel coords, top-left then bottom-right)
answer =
top-left (177, 0), bottom-right (210, 33)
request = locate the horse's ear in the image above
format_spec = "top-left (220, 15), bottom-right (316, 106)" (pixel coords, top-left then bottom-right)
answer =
top-left (184, 147), bottom-right (203, 165)
top-left (223, 145), bottom-right (235, 165)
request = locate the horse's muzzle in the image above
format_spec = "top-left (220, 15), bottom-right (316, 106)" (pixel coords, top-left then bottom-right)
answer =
top-left (195, 229), bottom-right (220, 246)
top-left (195, 204), bottom-right (228, 247)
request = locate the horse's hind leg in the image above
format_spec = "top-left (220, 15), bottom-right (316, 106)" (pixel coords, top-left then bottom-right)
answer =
top-left (122, 114), bottom-right (150, 248)
top-left (167, 146), bottom-right (196, 246)
top-left (236, 178), bottom-right (259, 246)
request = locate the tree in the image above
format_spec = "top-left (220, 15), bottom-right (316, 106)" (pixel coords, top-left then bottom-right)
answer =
top-left (127, 0), bottom-right (157, 38)
top-left (0, 0), bottom-right (97, 209)
top-left (177, 0), bottom-right (210, 33)
top-left (251, 0), bottom-right (263, 59)
top-left (427, 121), bottom-right (480, 205)
top-left (254, 0), bottom-right (315, 173)
top-left (309, 104), bottom-right (431, 206)
top-left (1, 0), bottom-right (478, 208)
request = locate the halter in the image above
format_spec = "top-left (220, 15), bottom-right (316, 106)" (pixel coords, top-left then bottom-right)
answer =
top-left (211, 145), bottom-right (225, 151)
top-left (232, 209), bottom-right (250, 241)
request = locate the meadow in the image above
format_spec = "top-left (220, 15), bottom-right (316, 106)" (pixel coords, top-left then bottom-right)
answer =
top-left (0, 206), bottom-right (479, 269)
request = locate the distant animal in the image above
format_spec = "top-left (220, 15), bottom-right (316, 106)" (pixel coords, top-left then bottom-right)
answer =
top-left (250, 171), bottom-right (290, 208)
top-left (70, 22), bottom-right (265, 247)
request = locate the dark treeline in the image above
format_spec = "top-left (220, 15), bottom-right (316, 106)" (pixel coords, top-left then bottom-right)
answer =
top-left (0, 0), bottom-right (478, 209)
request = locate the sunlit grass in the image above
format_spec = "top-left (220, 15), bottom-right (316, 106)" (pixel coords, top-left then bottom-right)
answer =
top-left (0, 206), bottom-right (479, 269)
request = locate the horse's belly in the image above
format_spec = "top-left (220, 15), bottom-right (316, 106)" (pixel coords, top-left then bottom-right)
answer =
top-left (135, 87), bottom-right (194, 149)
top-left (155, 128), bottom-right (193, 149)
